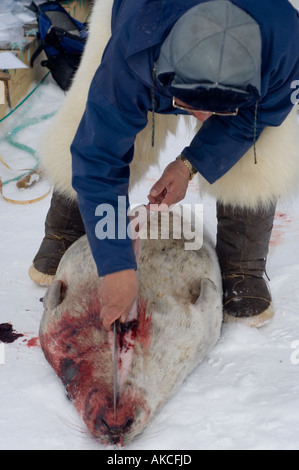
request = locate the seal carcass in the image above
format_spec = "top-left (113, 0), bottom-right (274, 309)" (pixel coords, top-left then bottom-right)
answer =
top-left (39, 209), bottom-right (223, 446)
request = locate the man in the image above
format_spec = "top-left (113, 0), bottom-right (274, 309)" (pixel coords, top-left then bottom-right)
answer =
top-left (30, 0), bottom-right (299, 330)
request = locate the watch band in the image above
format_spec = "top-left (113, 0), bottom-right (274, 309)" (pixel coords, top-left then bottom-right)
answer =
top-left (176, 155), bottom-right (198, 180)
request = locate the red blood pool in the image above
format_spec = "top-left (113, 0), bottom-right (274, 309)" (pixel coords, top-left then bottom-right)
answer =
top-left (0, 323), bottom-right (24, 344)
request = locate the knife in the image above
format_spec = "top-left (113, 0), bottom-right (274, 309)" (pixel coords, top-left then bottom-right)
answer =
top-left (113, 319), bottom-right (120, 420)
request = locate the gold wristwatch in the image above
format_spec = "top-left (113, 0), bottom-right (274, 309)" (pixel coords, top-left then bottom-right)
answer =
top-left (176, 154), bottom-right (198, 180)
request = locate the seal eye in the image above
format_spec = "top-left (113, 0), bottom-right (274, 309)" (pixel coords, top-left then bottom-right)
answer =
top-left (44, 280), bottom-right (68, 310)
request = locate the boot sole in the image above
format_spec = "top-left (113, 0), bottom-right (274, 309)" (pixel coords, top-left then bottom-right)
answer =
top-left (224, 303), bottom-right (274, 328)
top-left (28, 265), bottom-right (55, 287)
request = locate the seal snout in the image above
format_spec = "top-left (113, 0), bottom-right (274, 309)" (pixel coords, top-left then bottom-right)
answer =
top-left (95, 414), bottom-right (134, 445)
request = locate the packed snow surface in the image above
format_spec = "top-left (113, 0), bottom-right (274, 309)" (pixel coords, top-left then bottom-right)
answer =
top-left (0, 78), bottom-right (299, 450)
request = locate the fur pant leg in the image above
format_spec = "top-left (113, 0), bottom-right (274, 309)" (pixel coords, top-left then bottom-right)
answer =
top-left (39, 0), bottom-right (178, 201)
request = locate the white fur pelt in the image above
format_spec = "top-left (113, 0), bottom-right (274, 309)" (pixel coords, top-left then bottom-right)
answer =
top-left (40, 0), bottom-right (299, 210)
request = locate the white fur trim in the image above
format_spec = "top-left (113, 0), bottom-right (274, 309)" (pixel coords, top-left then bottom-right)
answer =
top-left (197, 107), bottom-right (299, 209)
top-left (289, 0), bottom-right (299, 10)
top-left (39, 0), bottom-right (114, 201)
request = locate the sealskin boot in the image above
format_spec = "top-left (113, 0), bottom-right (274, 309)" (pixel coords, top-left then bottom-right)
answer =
top-left (29, 191), bottom-right (86, 286)
top-left (216, 202), bottom-right (276, 327)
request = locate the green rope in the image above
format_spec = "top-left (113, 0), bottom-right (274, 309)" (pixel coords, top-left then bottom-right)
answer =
top-left (6, 113), bottom-right (55, 157)
top-left (1, 112), bottom-right (56, 186)
top-left (0, 72), bottom-right (51, 124)
top-left (0, 0), bottom-right (92, 187)
top-left (0, 71), bottom-right (56, 186)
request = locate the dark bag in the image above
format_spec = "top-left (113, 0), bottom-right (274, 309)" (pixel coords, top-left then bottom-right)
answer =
top-left (28, 1), bottom-right (88, 90)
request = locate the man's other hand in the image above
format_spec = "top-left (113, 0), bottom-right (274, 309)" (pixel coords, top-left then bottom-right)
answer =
top-left (147, 160), bottom-right (190, 210)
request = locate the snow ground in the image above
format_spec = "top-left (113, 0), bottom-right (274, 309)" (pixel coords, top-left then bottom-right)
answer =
top-left (0, 77), bottom-right (299, 451)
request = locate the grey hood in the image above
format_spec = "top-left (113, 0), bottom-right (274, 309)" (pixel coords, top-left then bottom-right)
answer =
top-left (156, 0), bottom-right (262, 111)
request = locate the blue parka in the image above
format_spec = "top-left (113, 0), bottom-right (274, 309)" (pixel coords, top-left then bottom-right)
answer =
top-left (71, 0), bottom-right (299, 277)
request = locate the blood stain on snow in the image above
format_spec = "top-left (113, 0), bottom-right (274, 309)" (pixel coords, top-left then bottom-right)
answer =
top-left (26, 337), bottom-right (40, 348)
top-left (270, 212), bottom-right (293, 248)
top-left (0, 323), bottom-right (24, 344)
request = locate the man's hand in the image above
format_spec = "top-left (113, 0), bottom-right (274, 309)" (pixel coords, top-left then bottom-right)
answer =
top-left (147, 160), bottom-right (190, 210)
top-left (99, 269), bottom-right (138, 331)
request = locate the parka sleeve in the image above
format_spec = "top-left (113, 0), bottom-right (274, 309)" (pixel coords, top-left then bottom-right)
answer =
top-left (71, 59), bottom-right (150, 277)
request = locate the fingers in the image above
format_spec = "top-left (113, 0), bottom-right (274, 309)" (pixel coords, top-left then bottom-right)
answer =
top-left (147, 183), bottom-right (187, 211)
top-left (100, 303), bottom-right (132, 331)
top-left (100, 305), bottom-right (119, 331)
top-left (147, 174), bottom-right (171, 208)
top-left (99, 270), bottom-right (139, 332)
top-left (147, 188), bottom-right (167, 208)
top-left (149, 174), bottom-right (170, 201)
top-left (147, 161), bottom-right (190, 211)
top-left (120, 311), bottom-right (129, 324)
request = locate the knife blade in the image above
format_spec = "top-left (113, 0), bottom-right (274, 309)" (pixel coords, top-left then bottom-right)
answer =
top-left (113, 319), bottom-right (120, 420)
